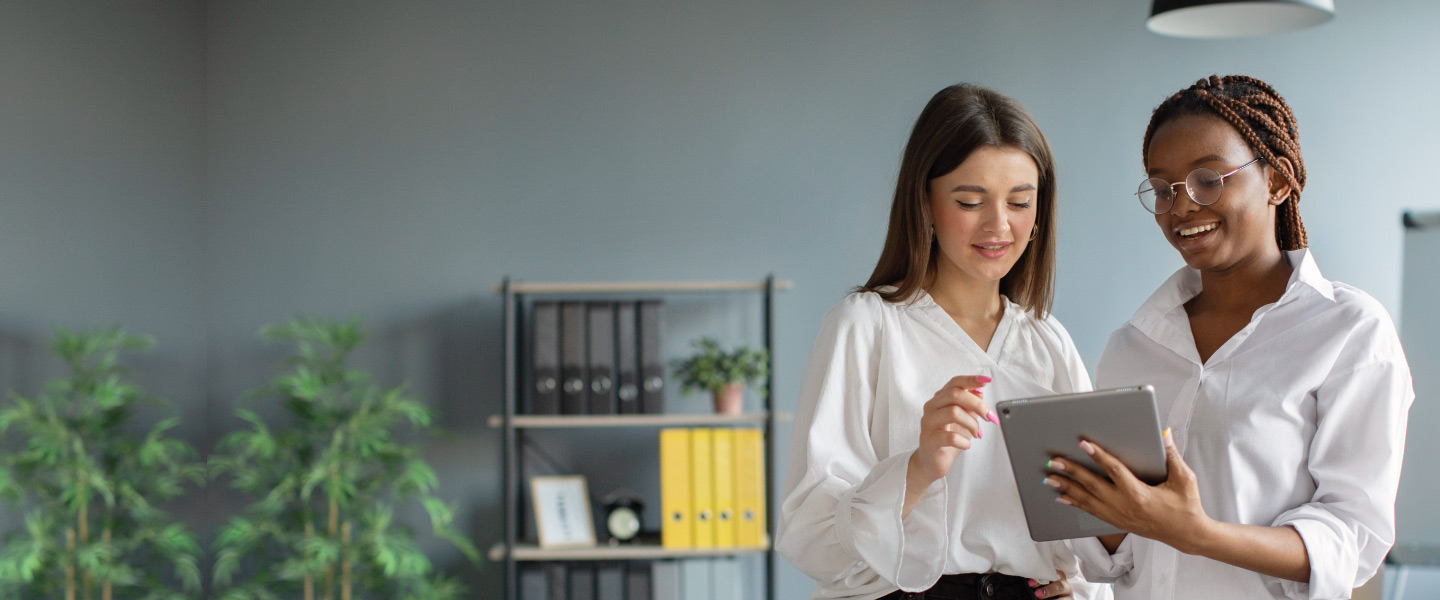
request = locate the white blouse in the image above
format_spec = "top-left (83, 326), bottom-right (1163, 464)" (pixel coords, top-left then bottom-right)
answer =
top-left (776, 289), bottom-right (1111, 600)
top-left (1069, 249), bottom-right (1414, 600)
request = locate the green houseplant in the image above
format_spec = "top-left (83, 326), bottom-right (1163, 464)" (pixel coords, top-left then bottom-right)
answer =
top-left (210, 317), bottom-right (478, 600)
top-left (0, 327), bottom-right (204, 600)
top-left (673, 337), bottom-right (769, 415)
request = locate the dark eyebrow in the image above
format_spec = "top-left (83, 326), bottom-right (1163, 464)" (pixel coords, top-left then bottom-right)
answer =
top-left (950, 183), bottom-right (1036, 193)
top-left (1147, 154), bottom-right (1237, 176)
top-left (1190, 154), bottom-right (1232, 167)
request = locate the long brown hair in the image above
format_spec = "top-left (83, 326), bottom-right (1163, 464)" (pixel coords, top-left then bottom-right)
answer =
top-left (1143, 74), bottom-right (1308, 250)
top-left (860, 83), bottom-right (1057, 319)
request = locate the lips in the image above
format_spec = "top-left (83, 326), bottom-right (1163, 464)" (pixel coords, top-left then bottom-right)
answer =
top-left (973, 241), bottom-right (1012, 259)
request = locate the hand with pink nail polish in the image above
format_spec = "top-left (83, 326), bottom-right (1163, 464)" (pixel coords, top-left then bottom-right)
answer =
top-left (905, 375), bottom-right (995, 516)
top-left (1026, 569), bottom-right (1074, 599)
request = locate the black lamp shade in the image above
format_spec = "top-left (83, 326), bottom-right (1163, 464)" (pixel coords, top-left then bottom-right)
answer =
top-left (1148, 0), bottom-right (1335, 38)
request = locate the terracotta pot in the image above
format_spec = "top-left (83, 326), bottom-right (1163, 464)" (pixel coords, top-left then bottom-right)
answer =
top-left (712, 383), bottom-right (745, 415)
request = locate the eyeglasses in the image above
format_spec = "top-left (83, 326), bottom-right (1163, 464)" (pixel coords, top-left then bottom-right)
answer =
top-left (1135, 157), bottom-right (1264, 214)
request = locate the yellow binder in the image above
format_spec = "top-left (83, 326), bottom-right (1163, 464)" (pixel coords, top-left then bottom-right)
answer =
top-left (659, 428), bottom-right (692, 549)
top-left (712, 428), bottom-right (736, 548)
top-left (690, 427), bottom-right (716, 548)
top-left (735, 428), bottom-right (767, 548)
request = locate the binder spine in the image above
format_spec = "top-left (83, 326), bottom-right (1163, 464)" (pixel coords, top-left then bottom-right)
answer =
top-left (615, 302), bottom-right (640, 414)
top-left (638, 301), bottom-right (665, 414)
top-left (529, 302), bottom-right (561, 415)
top-left (586, 302), bottom-right (617, 414)
top-left (559, 302), bottom-right (589, 415)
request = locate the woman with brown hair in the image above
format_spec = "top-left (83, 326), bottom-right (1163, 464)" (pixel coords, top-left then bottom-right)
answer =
top-left (776, 84), bottom-right (1107, 600)
top-left (1045, 75), bottom-right (1413, 599)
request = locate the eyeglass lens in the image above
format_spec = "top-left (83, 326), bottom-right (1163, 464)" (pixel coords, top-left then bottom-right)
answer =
top-left (1136, 167), bottom-right (1224, 214)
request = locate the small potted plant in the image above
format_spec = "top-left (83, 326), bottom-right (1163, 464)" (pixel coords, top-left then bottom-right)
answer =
top-left (674, 337), bottom-right (769, 415)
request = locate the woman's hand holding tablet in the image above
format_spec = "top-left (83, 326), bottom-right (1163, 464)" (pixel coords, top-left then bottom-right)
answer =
top-left (1045, 429), bottom-right (1210, 553)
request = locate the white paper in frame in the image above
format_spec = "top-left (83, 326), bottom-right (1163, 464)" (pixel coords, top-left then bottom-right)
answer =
top-left (530, 475), bottom-right (596, 548)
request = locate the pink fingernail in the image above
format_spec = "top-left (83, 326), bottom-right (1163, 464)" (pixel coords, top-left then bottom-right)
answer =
top-left (1028, 579), bottom-right (1039, 588)
top-left (977, 375), bottom-right (992, 384)
top-left (1056, 497), bottom-right (1073, 506)
top-left (1036, 590), bottom-right (1046, 598)
top-left (1079, 440), bottom-right (1095, 455)
top-left (975, 427), bottom-right (982, 440)
top-left (986, 411), bottom-right (999, 425)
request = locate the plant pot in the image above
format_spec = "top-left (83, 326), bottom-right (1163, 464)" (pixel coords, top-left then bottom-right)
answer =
top-left (712, 383), bottom-right (745, 415)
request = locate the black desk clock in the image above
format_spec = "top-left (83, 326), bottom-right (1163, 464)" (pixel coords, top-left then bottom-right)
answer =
top-left (603, 493), bottom-right (644, 543)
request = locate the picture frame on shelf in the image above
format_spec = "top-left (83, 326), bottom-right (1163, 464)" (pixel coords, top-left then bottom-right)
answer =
top-left (530, 475), bottom-right (597, 549)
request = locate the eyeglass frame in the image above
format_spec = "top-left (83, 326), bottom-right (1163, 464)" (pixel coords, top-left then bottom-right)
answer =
top-left (1135, 156), bottom-right (1265, 215)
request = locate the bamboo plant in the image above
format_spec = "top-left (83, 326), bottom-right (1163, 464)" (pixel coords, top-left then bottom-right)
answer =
top-left (210, 317), bottom-right (478, 600)
top-left (0, 327), bottom-right (204, 600)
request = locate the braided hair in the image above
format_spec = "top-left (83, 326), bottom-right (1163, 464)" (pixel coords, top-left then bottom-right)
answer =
top-left (1142, 75), bottom-right (1308, 250)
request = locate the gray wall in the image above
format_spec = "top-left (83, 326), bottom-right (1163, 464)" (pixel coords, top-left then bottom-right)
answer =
top-left (3, 0), bottom-right (1439, 597)
top-left (204, 0), bottom-right (1440, 595)
top-left (0, 0), bottom-right (207, 514)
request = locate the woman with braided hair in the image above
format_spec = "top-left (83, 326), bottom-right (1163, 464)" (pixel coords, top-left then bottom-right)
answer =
top-left (1042, 75), bottom-right (1414, 599)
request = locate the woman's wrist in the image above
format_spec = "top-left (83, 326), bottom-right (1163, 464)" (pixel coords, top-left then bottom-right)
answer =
top-left (1168, 513), bottom-right (1220, 556)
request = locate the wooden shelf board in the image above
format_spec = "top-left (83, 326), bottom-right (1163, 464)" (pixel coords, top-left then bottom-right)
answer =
top-left (489, 542), bottom-right (769, 562)
top-left (488, 412), bottom-right (790, 429)
top-left (493, 279), bottom-right (793, 295)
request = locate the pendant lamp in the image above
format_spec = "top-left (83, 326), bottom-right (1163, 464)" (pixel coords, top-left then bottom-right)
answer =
top-left (1148, 0), bottom-right (1335, 38)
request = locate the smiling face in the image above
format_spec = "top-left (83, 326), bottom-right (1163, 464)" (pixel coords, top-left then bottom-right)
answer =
top-left (927, 145), bottom-right (1039, 289)
top-left (1146, 114), bottom-right (1287, 272)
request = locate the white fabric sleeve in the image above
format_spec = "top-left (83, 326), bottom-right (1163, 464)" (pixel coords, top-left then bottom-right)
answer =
top-left (775, 298), bottom-right (950, 593)
top-left (1048, 316), bottom-right (1094, 394)
top-left (1270, 358), bottom-right (1413, 600)
top-left (1049, 543), bottom-right (1114, 600)
top-left (1066, 535), bottom-right (1135, 584)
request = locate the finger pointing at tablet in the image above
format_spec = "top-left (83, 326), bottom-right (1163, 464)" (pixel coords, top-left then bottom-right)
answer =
top-left (905, 375), bottom-right (996, 517)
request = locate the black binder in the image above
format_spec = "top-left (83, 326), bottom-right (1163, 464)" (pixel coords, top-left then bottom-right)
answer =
top-left (530, 302), bottom-right (561, 415)
top-left (625, 562), bottom-right (652, 600)
top-left (638, 300), bottom-right (665, 414)
top-left (614, 302), bottom-right (640, 414)
top-left (546, 563), bottom-right (567, 600)
top-left (587, 302), bottom-right (617, 414)
top-left (521, 564), bottom-right (549, 600)
top-left (596, 562), bottom-right (625, 600)
top-left (559, 302), bottom-right (589, 415)
top-left (568, 563), bottom-right (594, 600)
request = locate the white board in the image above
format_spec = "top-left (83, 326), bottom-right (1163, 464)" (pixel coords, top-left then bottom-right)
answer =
top-left (1395, 210), bottom-right (1440, 563)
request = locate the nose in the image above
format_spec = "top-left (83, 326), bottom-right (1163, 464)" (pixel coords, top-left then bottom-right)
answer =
top-left (1169, 184), bottom-right (1201, 216)
top-left (981, 202), bottom-right (1010, 234)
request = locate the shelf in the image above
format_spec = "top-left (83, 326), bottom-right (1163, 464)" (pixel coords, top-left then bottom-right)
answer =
top-left (493, 279), bottom-right (793, 295)
top-left (488, 412), bottom-right (791, 429)
top-left (489, 542), bottom-right (770, 562)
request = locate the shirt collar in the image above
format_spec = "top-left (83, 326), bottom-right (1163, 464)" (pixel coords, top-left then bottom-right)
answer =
top-left (1129, 248), bottom-right (1334, 338)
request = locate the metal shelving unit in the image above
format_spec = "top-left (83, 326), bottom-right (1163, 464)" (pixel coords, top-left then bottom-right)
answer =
top-left (497, 276), bottom-right (788, 600)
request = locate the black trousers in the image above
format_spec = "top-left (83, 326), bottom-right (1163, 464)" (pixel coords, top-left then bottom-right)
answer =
top-left (878, 573), bottom-right (1033, 600)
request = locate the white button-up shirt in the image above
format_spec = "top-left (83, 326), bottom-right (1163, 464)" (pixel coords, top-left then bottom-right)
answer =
top-left (1069, 249), bottom-right (1414, 600)
top-left (777, 290), bottom-right (1111, 600)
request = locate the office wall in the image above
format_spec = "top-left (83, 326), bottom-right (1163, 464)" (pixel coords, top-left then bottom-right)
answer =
top-left (0, 0), bottom-right (208, 517)
top-left (204, 0), bottom-right (1440, 594)
top-left (2, 0), bottom-right (1434, 596)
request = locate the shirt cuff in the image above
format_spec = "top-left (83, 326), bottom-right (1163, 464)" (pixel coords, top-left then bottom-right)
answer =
top-left (835, 450), bottom-right (949, 592)
top-left (1066, 535), bottom-right (1134, 583)
top-left (1270, 514), bottom-right (1358, 600)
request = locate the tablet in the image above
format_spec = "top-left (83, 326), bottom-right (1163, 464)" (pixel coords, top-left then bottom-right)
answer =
top-left (997, 385), bottom-right (1167, 542)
